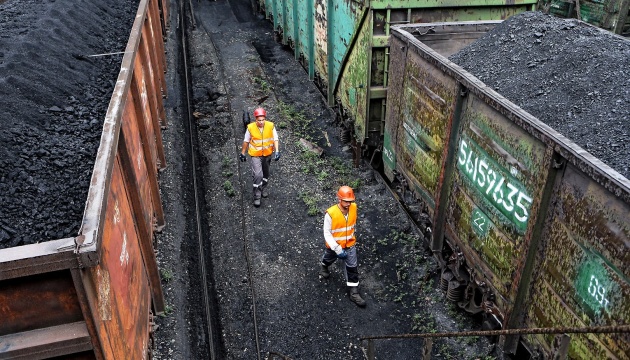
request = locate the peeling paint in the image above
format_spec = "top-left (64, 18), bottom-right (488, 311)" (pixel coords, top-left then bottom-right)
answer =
top-left (97, 268), bottom-right (112, 321)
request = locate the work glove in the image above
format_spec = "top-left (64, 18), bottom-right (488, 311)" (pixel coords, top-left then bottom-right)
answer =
top-left (274, 151), bottom-right (281, 161)
top-left (239, 153), bottom-right (247, 162)
top-left (337, 249), bottom-right (348, 260)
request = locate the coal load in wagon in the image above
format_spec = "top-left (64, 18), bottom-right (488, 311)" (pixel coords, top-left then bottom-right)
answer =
top-left (450, 11), bottom-right (630, 179)
top-left (0, 0), bottom-right (137, 249)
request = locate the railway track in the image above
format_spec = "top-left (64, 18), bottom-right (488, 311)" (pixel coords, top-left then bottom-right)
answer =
top-left (180, 2), bottom-right (289, 359)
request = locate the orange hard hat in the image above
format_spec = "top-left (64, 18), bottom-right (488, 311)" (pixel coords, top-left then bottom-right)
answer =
top-left (337, 186), bottom-right (355, 201)
top-left (253, 107), bottom-right (267, 118)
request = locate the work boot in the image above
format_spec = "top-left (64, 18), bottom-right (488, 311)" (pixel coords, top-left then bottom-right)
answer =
top-left (253, 198), bottom-right (261, 207)
top-left (349, 287), bottom-right (366, 307)
top-left (319, 264), bottom-right (330, 279)
top-left (262, 189), bottom-right (269, 198)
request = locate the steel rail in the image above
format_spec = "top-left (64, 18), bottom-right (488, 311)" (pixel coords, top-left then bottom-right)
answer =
top-left (198, 5), bottom-right (264, 360)
top-left (180, 1), bottom-right (216, 358)
top-left (360, 324), bottom-right (630, 340)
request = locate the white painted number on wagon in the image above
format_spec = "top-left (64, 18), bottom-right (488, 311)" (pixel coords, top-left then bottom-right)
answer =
top-left (588, 275), bottom-right (610, 310)
top-left (113, 200), bottom-right (121, 224)
top-left (458, 139), bottom-right (532, 225)
top-left (473, 214), bottom-right (486, 232)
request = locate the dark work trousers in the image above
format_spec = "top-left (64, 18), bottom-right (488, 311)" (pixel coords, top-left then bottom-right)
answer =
top-left (250, 155), bottom-right (271, 199)
top-left (321, 246), bottom-right (359, 286)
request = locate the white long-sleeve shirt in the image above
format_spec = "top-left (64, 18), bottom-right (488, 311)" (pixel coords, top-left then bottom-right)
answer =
top-left (323, 212), bottom-right (347, 254)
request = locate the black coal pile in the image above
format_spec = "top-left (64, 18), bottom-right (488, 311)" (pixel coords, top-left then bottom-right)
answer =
top-left (450, 11), bottom-right (630, 179)
top-left (0, 0), bottom-right (136, 249)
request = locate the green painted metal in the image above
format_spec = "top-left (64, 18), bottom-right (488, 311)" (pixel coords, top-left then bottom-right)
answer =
top-left (540, 0), bottom-right (630, 35)
top-left (282, 0), bottom-right (291, 45)
top-left (451, 95), bottom-right (548, 298)
top-left (387, 23), bottom-right (630, 359)
top-left (261, 0), bottom-right (537, 149)
top-left (326, 0), bottom-right (365, 104)
top-left (523, 165), bottom-right (630, 359)
top-left (370, 0), bottom-right (538, 9)
top-left (337, 10), bottom-right (371, 139)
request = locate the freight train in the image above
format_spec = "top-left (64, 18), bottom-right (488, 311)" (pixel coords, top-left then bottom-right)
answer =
top-left (0, 0), bottom-right (169, 358)
top-left (256, 2), bottom-right (629, 359)
top-left (384, 20), bottom-right (629, 359)
top-left (256, 0), bottom-right (537, 150)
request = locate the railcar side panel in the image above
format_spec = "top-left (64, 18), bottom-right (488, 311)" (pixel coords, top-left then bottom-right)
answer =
top-left (296, 0), bottom-right (315, 79)
top-left (540, 0), bottom-right (630, 36)
top-left (388, 22), bottom-right (630, 359)
top-left (524, 164), bottom-right (630, 359)
top-left (314, 0), bottom-right (328, 83)
top-left (326, 0), bottom-right (365, 104)
top-left (446, 92), bottom-right (548, 304)
top-left (86, 157), bottom-right (152, 359)
top-left (393, 47), bottom-right (459, 211)
top-left (283, 0), bottom-right (294, 47)
top-left (260, 0), bottom-right (537, 148)
top-left (337, 12), bottom-right (371, 141)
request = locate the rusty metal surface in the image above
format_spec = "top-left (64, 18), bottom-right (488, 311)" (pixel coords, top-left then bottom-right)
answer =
top-left (0, 271), bottom-right (83, 337)
top-left (0, 238), bottom-right (79, 281)
top-left (0, 321), bottom-right (93, 359)
top-left (524, 164), bottom-right (630, 359)
top-left (360, 324), bottom-right (630, 340)
top-left (0, 0), bottom-right (168, 358)
top-left (314, 0), bottom-right (329, 83)
top-left (448, 91), bottom-right (549, 298)
top-left (336, 12), bottom-right (370, 141)
top-left (386, 23), bottom-right (630, 359)
top-left (540, 0), bottom-right (630, 35)
top-left (81, 157), bottom-right (152, 359)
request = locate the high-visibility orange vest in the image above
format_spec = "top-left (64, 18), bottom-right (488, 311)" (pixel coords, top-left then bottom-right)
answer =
top-left (247, 122), bottom-right (275, 157)
top-left (326, 203), bottom-right (357, 249)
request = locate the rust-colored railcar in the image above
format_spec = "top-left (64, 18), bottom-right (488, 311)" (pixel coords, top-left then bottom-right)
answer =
top-left (384, 21), bottom-right (629, 359)
top-left (0, 0), bottom-right (169, 359)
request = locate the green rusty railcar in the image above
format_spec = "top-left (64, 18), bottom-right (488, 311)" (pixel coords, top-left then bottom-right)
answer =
top-left (540, 0), bottom-right (630, 36)
top-left (385, 22), bottom-right (629, 359)
top-left (256, 0), bottom-right (537, 149)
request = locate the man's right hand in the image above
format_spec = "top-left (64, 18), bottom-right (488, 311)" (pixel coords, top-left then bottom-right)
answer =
top-left (239, 153), bottom-right (247, 162)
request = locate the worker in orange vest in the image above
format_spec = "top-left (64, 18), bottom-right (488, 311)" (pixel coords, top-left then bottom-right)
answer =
top-left (319, 186), bottom-right (366, 307)
top-left (239, 107), bottom-right (280, 207)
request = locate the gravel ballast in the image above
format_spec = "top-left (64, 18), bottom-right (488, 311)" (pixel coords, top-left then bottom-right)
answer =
top-left (0, 0), bottom-right (137, 249)
top-left (450, 11), bottom-right (630, 179)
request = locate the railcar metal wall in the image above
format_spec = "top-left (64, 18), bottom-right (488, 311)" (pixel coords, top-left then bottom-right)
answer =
top-left (257, 0), bottom-right (537, 149)
top-left (540, 0), bottom-right (630, 36)
top-left (386, 22), bottom-right (629, 359)
top-left (0, 0), bottom-right (168, 358)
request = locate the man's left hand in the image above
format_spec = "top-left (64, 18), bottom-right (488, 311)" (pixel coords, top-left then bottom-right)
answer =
top-left (274, 152), bottom-right (281, 161)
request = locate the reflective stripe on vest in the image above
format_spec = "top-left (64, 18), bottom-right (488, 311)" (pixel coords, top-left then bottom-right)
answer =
top-left (326, 203), bottom-right (357, 249)
top-left (247, 122), bottom-right (275, 157)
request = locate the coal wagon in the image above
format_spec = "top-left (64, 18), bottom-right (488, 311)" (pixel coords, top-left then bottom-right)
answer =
top-left (383, 21), bottom-right (629, 359)
top-left (255, 0), bottom-right (537, 151)
top-left (0, 0), bottom-right (169, 358)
